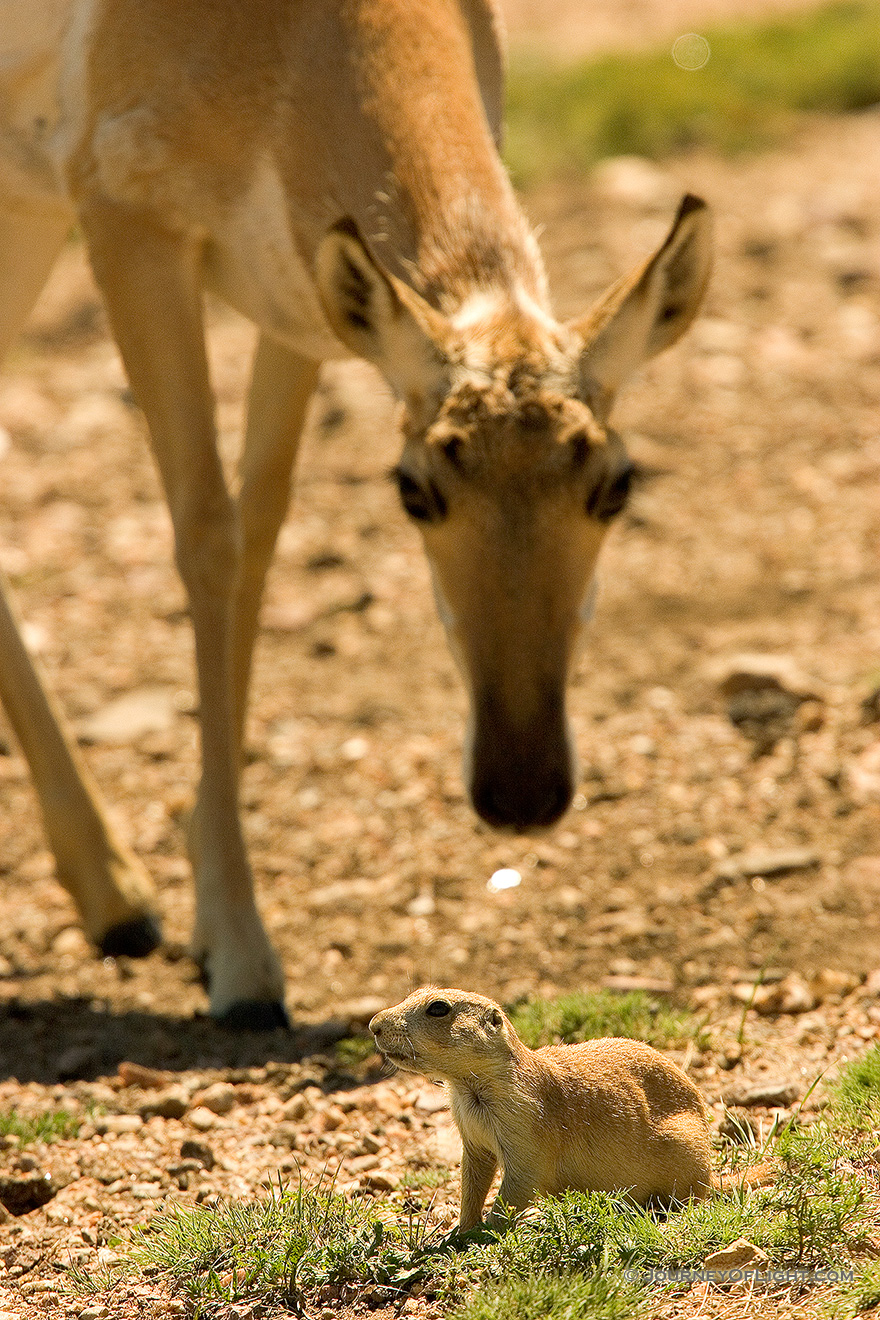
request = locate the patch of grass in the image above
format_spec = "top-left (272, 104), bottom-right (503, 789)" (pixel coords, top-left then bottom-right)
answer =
top-left (398, 1165), bottom-right (453, 1191)
top-left (834, 1261), bottom-right (880, 1317)
top-left (0, 1109), bottom-right (79, 1144)
top-left (113, 1179), bottom-right (447, 1314)
top-left (82, 1061), bottom-right (880, 1315)
top-left (505, 0), bottom-right (880, 181)
top-left (333, 1035), bottom-right (377, 1067)
top-left (91, 1148), bottom-right (873, 1316)
top-left (449, 1270), bottom-right (639, 1320)
top-left (828, 1043), bottom-right (880, 1129)
top-left (508, 989), bottom-right (706, 1051)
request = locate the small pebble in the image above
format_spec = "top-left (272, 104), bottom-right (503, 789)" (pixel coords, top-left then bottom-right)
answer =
top-left (487, 868), bottom-right (521, 891)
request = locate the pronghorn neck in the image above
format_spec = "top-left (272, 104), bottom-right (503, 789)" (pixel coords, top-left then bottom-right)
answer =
top-left (413, 194), bottom-right (550, 318)
top-left (342, 0), bottom-right (549, 315)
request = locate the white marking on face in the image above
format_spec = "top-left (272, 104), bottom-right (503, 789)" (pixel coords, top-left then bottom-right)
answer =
top-left (579, 576), bottom-right (598, 626)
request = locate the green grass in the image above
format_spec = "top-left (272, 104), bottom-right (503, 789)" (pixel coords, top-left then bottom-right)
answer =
top-left (96, 1118), bottom-right (873, 1316)
top-left (508, 988), bottom-right (706, 1051)
top-left (333, 1035), bottom-right (378, 1067)
top-left (68, 1034), bottom-right (880, 1318)
top-left (0, 1108), bottom-right (79, 1145)
top-left (449, 1271), bottom-right (639, 1320)
top-left (827, 1042), bottom-right (880, 1129)
top-left (505, 0), bottom-right (880, 181)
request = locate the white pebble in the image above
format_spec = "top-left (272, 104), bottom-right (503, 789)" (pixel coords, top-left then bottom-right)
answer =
top-left (487, 868), bottom-right (522, 892)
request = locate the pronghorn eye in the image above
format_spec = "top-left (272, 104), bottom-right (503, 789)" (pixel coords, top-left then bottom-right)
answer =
top-left (569, 430), bottom-right (590, 468)
top-left (425, 999), bottom-right (451, 1017)
top-left (441, 433), bottom-right (467, 470)
top-left (587, 458), bottom-right (635, 522)
top-left (393, 469), bottom-right (447, 522)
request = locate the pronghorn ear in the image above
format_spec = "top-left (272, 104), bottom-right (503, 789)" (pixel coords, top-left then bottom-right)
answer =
top-left (571, 195), bottom-right (712, 414)
top-left (315, 218), bottom-right (452, 402)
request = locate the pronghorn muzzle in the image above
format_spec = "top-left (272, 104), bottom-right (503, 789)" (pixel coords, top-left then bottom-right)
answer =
top-left (468, 686), bottom-right (575, 829)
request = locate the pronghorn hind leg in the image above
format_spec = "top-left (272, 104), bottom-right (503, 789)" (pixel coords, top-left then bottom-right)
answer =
top-left (0, 202), bottom-right (161, 955)
top-left (80, 198), bottom-right (286, 1025)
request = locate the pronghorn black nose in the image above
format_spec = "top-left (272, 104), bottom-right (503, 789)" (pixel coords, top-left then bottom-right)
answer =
top-left (468, 687), bottom-right (575, 829)
top-left (471, 773), bottom-right (573, 830)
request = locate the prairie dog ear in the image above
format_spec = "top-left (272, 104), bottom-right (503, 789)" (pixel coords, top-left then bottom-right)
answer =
top-left (314, 217), bottom-right (452, 403)
top-left (571, 195), bottom-right (712, 412)
top-left (484, 1006), bottom-right (504, 1031)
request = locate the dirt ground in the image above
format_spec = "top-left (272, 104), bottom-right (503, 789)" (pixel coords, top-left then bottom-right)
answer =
top-left (1, 1), bottom-right (879, 1314)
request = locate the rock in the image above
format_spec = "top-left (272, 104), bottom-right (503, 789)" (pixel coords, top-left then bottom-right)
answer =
top-left (703, 1238), bottom-right (769, 1274)
top-left (95, 1114), bottom-right (142, 1135)
top-left (862, 687), bottom-right (880, 725)
top-left (721, 1079), bottom-right (799, 1109)
top-left (349, 1154), bottom-right (380, 1173)
top-left (117, 1061), bottom-right (172, 1090)
top-left (187, 1107), bottom-right (217, 1132)
top-left (335, 996), bottom-right (388, 1028)
top-left (709, 654), bottom-right (825, 754)
top-left (269, 1123), bottom-right (301, 1150)
top-left (76, 687), bottom-right (177, 744)
top-left (282, 1094), bottom-right (311, 1121)
top-left (810, 968), bottom-right (859, 1001)
top-left (710, 653), bottom-right (823, 702)
top-left (195, 1083), bottom-right (237, 1116)
top-left (601, 975), bottom-right (674, 994)
top-left (0, 1170), bottom-right (57, 1216)
top-left (753, 974), bottom-right (816, 1016)
top-left (318, 1105), bottom-right (346, 1132)
top-left (361, 1170), bottom-right (399, 1192)
top-left (414, 1087), bottom-right (448, 1115)
top-left (715, 848), bottom-right (820, 882)
top-left (180, 1139), bottom-right (215, 1170)
top-left (138, 1089), bottom-right (188, 1120)
top-left (718, 1108), bottom-right (759, 1144)
top-left (56, 1045), bottom-right (100, 1081)
top-left (590, 156), bottom-right (678, 211)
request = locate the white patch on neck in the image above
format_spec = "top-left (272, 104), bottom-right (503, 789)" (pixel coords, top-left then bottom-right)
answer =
top-left (207, 152), bottom-right (342, 357)
top-left (450, 290), bottom-right (505, 331)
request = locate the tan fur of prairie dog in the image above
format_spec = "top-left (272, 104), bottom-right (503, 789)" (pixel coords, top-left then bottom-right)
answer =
top-left (370, 987), bottom-right (713, 1230)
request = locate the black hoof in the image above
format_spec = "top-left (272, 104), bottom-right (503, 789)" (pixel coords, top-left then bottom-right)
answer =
top-left (99, 915), bottom-right (162, 959)
top-left (215, 1000), bottom-right (290, 1031)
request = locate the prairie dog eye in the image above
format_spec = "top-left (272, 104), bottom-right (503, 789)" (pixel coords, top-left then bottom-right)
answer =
top-left (425, 999), bottom-right (451, 1017)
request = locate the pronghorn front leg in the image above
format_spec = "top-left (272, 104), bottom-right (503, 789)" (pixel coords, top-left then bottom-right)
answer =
top-left (81, 199), bottom-right (286, 1026)
top-left (232, 336), bottom-right (319, 749)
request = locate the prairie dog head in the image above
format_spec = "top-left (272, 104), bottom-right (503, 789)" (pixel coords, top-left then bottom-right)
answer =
top-left (369, 987), bottom-right (518, 1082)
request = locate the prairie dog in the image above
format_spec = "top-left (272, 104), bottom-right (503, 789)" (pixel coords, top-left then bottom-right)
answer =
top-left (369, 986), bottom-right (713, 1229)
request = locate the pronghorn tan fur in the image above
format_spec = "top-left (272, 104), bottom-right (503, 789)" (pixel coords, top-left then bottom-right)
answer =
top-left (0, 0), bottom-right (712, 1025)
top-left (370, 987), bottom-right (714, 1228)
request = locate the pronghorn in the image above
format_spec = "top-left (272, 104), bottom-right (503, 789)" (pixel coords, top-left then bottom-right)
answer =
top-left (0, 0), bottom-right (711, 1026)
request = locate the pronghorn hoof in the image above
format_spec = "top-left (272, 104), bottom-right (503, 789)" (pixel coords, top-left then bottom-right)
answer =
top-left (99, 915), bottom-right (162, 959)
top-left (215, 1000), bottom-right (290, 1031)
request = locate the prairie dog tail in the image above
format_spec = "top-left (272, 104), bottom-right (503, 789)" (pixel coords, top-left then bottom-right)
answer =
top-left (714, 1161), bottom-right (776, 1194)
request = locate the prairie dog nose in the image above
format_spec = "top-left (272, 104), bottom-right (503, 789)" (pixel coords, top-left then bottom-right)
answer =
top-left (369, 1011), bottom-right (386, 1038)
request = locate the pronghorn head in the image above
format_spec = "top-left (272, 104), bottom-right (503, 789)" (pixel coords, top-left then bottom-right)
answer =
top-left (315, 197), bottom-right (711, 829)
